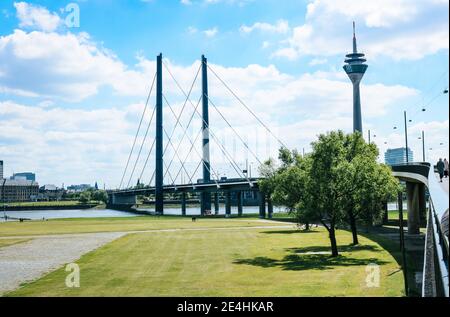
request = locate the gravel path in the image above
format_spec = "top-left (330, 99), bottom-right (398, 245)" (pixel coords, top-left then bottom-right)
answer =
top-left (0, 232), bottom-right (125, 295)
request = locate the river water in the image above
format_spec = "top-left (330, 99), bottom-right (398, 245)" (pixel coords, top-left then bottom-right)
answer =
top-left (0, 205), bottom-right (287, 221)
top-left (1, 202), bottom-right (401, 222)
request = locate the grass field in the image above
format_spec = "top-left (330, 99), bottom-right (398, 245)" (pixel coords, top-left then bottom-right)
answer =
top-left (388, 210), bottom-right (408, 220)
top-left (0, 216), bottom-right (287, 237)
top-left (5, 226), bottom-right (404, 297)
top-left (6, 201), bottom-right (82, 207)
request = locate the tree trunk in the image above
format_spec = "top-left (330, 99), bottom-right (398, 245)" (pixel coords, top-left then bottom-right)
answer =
top-left (349, 212), bottom-right (359, 245)
top-left (329, 226), bottom-right (339, 257)
top-left (305, 222), bottom-right (310, 231)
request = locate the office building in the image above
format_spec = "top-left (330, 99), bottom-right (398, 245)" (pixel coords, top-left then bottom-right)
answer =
top-left (385, 148), bottom-right (414, 166)
top-left (11, 172), bottom-right (36, 182)
top-left (0, 179), bottom-right (39, 202)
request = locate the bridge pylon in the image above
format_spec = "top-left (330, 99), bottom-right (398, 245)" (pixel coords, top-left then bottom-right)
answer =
top-left (201, 55), bottom-right (212, 215)
top-left (155, 53), bottom-right (164, 214)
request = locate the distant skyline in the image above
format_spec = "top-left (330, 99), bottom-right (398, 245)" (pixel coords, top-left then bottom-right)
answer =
top-left (0, 0), bottom-right (448, 187)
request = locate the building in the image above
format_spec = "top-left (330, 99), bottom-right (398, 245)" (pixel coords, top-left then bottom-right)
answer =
top-left (0, 179), bottom-right (39, 202)
top-left (343, 22), bottom-right (368, 133)
top-left (0, 160), bottom-right (3, 180)
top-left (11, 172), bottom-right (36, 182)
top-left (385, 148), bottom-right (414, 166)
top-left (66, 184), bottom-right (92, 193)
top-left (38, 184), bottom-right (64, 201)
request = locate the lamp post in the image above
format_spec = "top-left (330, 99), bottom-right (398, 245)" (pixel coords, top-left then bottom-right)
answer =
top-left (418, 131), bottom-right (425, 162)
top-left (368, 130), bottom-right (376, 145)
top-left (404, 111), bottom-right (410, 163)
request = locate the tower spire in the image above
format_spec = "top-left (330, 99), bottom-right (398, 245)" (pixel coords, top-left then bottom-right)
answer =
top-left (353, 21), bottom-right (357, 54)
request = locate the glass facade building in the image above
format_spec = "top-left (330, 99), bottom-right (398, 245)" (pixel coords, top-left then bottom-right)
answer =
top-left (384, 147), bottom-right (414, 166)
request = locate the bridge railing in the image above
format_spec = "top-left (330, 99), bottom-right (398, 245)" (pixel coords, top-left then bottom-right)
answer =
top-left (422, 168), bottom-right (449, 297)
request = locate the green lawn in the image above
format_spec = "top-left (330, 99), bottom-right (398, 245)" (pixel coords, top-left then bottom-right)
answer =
top-left (6, 201), bottom-right (82, 207)
top-left (0, 216), bottom-right (287, 237)
top-left (0, 238), bottom-right (30, 248)
top-left (6, 227), bottom-right (404, 297)
top-left (388, 210), bottom-right (408, 220)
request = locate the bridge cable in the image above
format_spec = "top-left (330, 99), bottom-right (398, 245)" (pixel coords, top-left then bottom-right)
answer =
top-left (118, 72), bottom-right (157, 189)
top-left (172, 127), bottom-right (204, 184)
top-left (163, 63), bottom-right (251, 184)
top-left (163, 127), bottom-right (192, 184)
top-left (161, 62), bottom-right (202, 157)
top-left (207, 95), bottom-right (263, 166)
top-left (137, 138), bottom-right (156, 186)
top-left (207, 64), bottom-right (287, 149)
top-left (162, 95), bottom-right (221, 188)
top-left (172, 127), bottom-right (222, 188)
top-left (163, 95), bottom-right (203, 182)
top-left (126, 103), bottom-right (157, 188)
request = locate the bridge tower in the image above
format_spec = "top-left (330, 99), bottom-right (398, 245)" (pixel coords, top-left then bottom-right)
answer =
top-left (201, 55), bottom-right (212, 215)
top-left (155, 53), bottom-right (164, 214)
top-left (343, 22), bottom-right (368, 133)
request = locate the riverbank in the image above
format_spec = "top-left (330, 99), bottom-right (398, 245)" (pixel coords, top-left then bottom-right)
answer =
top-left (3, 201), bottom-right (101, 211)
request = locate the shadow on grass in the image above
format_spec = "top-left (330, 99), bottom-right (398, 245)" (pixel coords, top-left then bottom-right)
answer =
top-left (286, 244), bottom-right (382, 254)
top-left (262, 230), bottom-right (319, 235)
top-left (234, 252), bottom-right (388, 271)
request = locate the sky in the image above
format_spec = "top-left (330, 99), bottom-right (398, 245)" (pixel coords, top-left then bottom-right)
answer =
top-left (0, 0), bottom-right (448, 188)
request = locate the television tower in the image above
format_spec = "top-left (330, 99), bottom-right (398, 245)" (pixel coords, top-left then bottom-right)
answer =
top-left (343, 22), bottom-right (368, 133)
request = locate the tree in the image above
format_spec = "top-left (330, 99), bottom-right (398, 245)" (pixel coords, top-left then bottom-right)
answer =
top-left (92, 190), bottom-right (108, 204)
top-left (79, 191), bottom-right (92, 204)
top-left (335, 133), bottom-right (400, 244)
top-left (307, 131), bottom-right (349, 256)
top-left (259, 131), bottom-right (400, 257)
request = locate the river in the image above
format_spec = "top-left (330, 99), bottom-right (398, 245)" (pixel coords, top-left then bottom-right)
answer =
top-left (0, 205), bottom-right (287, 222)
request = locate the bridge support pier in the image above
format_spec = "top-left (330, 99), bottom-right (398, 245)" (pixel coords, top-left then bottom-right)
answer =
top-left (181, 192), bottom-right (187, 216)
top-left (406, 182), bottom-right (426, 234)
top-left (225, 191), bottom-right (231, 218)
top-left (259, 192), bottom-right (266, 219)
top-left (214, 193), bottom-right (220, 215)
top-left (237, 191), bottom-right (243, 217)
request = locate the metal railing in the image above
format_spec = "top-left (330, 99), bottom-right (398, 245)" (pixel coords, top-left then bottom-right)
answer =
top-left (422, 171), bottom-right (449, 297)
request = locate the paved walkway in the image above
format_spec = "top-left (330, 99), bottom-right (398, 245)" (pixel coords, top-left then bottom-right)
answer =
top-left (0, 232), bottom-right (125, 295)
top-left (438, 175), bottom-right (449, 195)
top-left (0, 223), bottom-right (294, 295)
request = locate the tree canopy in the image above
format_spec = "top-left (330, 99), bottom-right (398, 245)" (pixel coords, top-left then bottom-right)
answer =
top-left (259, 131), bottom-right (399, 256)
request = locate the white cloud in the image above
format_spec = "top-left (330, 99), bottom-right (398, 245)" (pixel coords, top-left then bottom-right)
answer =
top-left (187, 26), bottom-right (198, 34)
top-left (309, 58), bottom-right (328, 66)
top-left (0, 100), bottom-right (141, 186)
top-left (204, 27), bottom-right (218, 38)
top-left (0, 30), bottom-right (153, 101)
top-left (273, 0), bottom-right (449, 61)
top-left (240, 20), bottom-right (290, 34)
top-left (14, 2), bottom-right (61, 32)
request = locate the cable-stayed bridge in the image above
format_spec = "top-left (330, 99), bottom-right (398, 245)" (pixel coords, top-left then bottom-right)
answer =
top-left (109, 54), bottom-right (285, 217)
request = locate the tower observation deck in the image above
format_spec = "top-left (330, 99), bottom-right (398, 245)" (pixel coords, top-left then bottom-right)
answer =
top-left (343, 22), bottom-right (368, 133)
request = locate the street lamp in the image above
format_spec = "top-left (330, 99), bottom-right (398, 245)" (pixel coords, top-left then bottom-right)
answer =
top-left (368, 130), bottom-right (377, 144)
top-left (418, 131), bottom-right (425, 162)
top-left (395, 111), bottom-right (410, 163)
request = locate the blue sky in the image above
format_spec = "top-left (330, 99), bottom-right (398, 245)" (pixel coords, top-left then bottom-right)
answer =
top-left (0, 0), bottom-right (448, 187)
